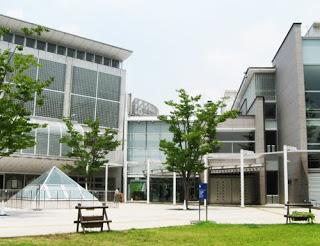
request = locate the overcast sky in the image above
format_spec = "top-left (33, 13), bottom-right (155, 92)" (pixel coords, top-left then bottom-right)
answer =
top-left (1, 1), bottom-right (320, 113)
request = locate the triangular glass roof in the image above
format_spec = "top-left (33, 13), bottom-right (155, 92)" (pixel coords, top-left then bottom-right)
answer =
top-left (13, 166), bottom-right (98, 201)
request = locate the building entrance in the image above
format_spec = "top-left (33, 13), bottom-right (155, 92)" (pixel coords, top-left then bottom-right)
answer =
top-left (209, 174), bottom-right (258, 204)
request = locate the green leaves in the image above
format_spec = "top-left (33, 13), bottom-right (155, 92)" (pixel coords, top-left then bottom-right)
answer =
top-left (60, 118), bottom-right (121, 188)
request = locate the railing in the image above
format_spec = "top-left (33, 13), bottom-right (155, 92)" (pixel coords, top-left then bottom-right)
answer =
top-left (0, 189), bottom-right (119, 209)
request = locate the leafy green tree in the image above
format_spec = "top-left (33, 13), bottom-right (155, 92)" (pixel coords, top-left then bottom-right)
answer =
top-left (0, 26), bottom-right (51, 156)
top-left (60, 118), bottom-right (121, 189)
top-left (159, 89), bottom-right (238, 209)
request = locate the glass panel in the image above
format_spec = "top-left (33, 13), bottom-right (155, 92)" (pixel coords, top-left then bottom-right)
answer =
top-left (49, 125), bottom-right (61, 156)
top-left (76, 50), bottom-right (85, 60)
top-left (233, 142), bottom-right (255, 153)
top-left (57, 46), bottom-right (66, 55)
top-left (14, 34), bottom-right (24, 45)
top-left (38, 59), bottom-right (66, 91)
top-left (36, 128), bottom-right (48, 155)
top-left (267, 171), bottom-right (278, 195)
top-left (67, 48), bottom-right (75, 57)
top-left (47, 43), bottom-right (56, 53)
top-left (35, 90), bottom-right (64, 119)
top-left (97, 72), bottom-right (121, 101)
top-left (86, 53), bottom-right (94, 62)
top-left (26, 38), bottom-right (36, 48)
top-left (95, 55), bottom-right (102, 64)
top-left (103, 57), bottom-right (111, 66)
top-left (96, 99), bottom-right (119, 128)
top-left (3, 33), bottom-right (13, 43)
top-left (36, 40), bottom-right (46, 50)
top-left (72, 66), bottom-right (97, 97)
top-left (217, 142), bottom-right (232, 153)
top-left (255, 73), bottom-right (275, 100)
top-left (304, 65), bottom-right (320, 91)
top-left (21, 130), bottom-right (36, 154)
top-left (307, 124), bottom-right (320, 143)
top-left (264, 103), bottom-right (276, 119)
top-left (112, 60), bottom-right (120, 68)
top-left (216, 132), bottom-right (255, 141)
top-left (128, 134), bottom-right (146, 148)
top-left (308, 145), bottom-right (320, 168)
top-left (70, 94), bottom-right (95, 124)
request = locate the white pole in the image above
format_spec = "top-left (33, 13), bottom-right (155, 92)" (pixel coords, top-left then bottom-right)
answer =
top-left (123, 161), bottom-right (128, 203)
top-left (173, 172), bottom-right (176, 205)
top-left (204, 155), bottom-right (209, 207)
top-left (240, 149), bottom-right (245, 208)
top-left (283, 145), bottom-right (289, 204)
top-left (147, 160), bottom-right (150, 204)
top-left (105, 164), bottom-right (108, 203)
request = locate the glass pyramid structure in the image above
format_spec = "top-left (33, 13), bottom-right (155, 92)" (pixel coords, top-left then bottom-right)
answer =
top-left (13, 166), bottom-right (97, 201)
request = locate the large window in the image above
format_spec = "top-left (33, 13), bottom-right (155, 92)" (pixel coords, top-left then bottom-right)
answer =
top-left (306, 92), bottom-right (320, 118)
top-left (264, 103), bottom-right (277, 119)
top-left (304, 65), bottom-right (320, 91)
top-left (216, 131), bottom-right (255, 153)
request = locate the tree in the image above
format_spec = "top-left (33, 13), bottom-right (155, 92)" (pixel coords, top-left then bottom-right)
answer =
top-left (60, 118), bottom-right (121, 190)
top-left (0, 26), bottom-right (51, 156)
top-left (159, 89), bottom-right (238, 209)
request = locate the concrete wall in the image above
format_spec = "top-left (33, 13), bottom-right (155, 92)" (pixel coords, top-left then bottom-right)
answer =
top-left (272, 23), bottom-right (309, 203)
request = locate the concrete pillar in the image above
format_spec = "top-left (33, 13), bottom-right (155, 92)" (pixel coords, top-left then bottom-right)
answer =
top-left (283, 145), bottom-right (288, 204)
top-left (123, 161), bottom-right (128, 203)
top-left (147, 160), bottom-right (150, 204)
top-left (63, 61), bottom-right (73, 117)
top-left (240, 149), bottom-right (245, 208)
top-left (173, 172), bottom-right (176, 205)
top-left (105, 164), bottom-right (108, 203)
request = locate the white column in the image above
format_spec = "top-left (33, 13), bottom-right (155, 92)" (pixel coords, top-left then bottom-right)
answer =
top-left (123, 161), bottom-right (128, 203)
top-left (283, 145), bottom-right (288, 204)
top-left (173, 172), bottom-right (177, 205)
top-left (105, 164), bottom-right (109, 203)
top-left (147, 160), bottom-right (150, 204)
top-left (63, 61), bottom-right (72, 117)
top-left (240, 149), bottom-right (245, 208)
top-left (204, 155), bottom-right (209, 207)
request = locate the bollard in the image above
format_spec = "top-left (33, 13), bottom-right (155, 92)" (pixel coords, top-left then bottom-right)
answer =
top-left (0, 200), bottom-right (7, 216)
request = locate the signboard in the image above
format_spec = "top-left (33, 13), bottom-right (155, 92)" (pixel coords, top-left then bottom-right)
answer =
top-left (198, 183), bottom-right (207, 200)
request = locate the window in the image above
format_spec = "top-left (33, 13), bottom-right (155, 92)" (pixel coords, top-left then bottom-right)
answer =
top-left (47, 43), bottom-right (57, 53)
top-left (216, 132), bottom-right (255, 141)
top-left (103, 57), bottom-right (111, 66)
top-left (86, 53), bottom-right (94, 62)
top-left (36, 40), bottom-right (46, 50)
top-left (67, 48), bottom-right (75, 57)
top-left (304, 65), bottom-right (320, 91)
top-left (112, 59), bottom-right (120, 68)
top-left (95, 55), bottom-right (102, 64)
top-left (306, 92), bottom-right (320, 118)
top-left (14, 35), bottom-right (24, 45)
top-left (307, 125), bottom-right (320, 143)
top-left (26, 38), bottom-right (36, 48)
top-left (265, 131), bottom-right (277, 152)
top-left (3, 33), bottom-right (13, 43)
top-left (264, 103), bottom-right (276, 119)
top-left (76, 50), bottom-right (85, 60)
top-left (57, 46), bottom-right (66, 55)
top-left (308, 145), bottom-right (320, 168)
top-left (267, 171), bottom-right (278, 195)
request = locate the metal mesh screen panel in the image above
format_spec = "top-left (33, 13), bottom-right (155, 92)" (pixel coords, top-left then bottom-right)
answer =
top-left (70, 95), bottom-right (95, 124)
top-left (72, 66), bottom-right (97, 97)
top-left (39, 59), bottom-right (66, 91)
top-left (98, 72), bottom-right (121, 101)
top-left (36, 128), bottom-right (48, 155)
top-left (49, 125), bottom-right (61, 156)
top-left (35, 90), bottom-right (64, 119)
top-left (21, 130), bottom-right (36, 154)
top-left (96, 99), bottom-right (119, 128)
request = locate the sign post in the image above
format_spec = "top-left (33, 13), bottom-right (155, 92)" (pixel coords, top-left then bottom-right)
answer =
top-left (198, 183), bottom-right (208, 221)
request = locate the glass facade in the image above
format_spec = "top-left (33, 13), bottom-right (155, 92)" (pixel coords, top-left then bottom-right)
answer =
top-left (216, 131), bottom-right (255, 153)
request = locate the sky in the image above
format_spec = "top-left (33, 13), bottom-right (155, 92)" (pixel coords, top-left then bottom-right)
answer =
top-left (1, 0), bottom-right (320, 113)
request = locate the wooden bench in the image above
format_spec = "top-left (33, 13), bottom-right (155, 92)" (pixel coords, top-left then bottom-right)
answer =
top-left (74, 203), bottom-right (112, 233)
top-left (284, 203), bottom-right (313, 224)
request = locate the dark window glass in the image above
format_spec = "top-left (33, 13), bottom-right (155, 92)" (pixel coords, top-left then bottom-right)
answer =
top-left (76, 50), bottom-right (85, 60)
top-left (232, 142), bottom-right (255, 153)
top-left (57, 46), bottom-right (66, 55)
top-left (240, 100), bottom-right (247, 115)
top-left (307, 125), bottom-right (320, 143)
top-left (103, 57), bottom-right (111, 66)
top-left (308, 145), bottom-right (320, 168)
top-left (265, 131), bottom-right (277, 152)
top-left (86, 53), bottom-right (94, 62)
top-left (26, 38), bottom-right (36, 48)
top-left (264, 103), bottom-right (276, 119)
top-left (67, 48), bottom-right (75, 57)
top-left (47, 43), bottom-right (56, 53)
top-left (95, 55), bottom-right (102, 64)
top-left (304, 65), bottom-right (320, 91)
top-left (112, 59), bottom-right (120, 68)
top-left (3, 33), bottom-right (13, 43)
top-left (267, 171), bottom-right (278, 195)
top-left (36, 40), bottom-right (46, 50)
top-left (14, 35), bottom-right (24, 45)
top-left (217, 142), bottom-right (232, 153)
top-left (306, 92), bottom-right (320, 118)
top-left (216, 132), bottom-right (255, 141)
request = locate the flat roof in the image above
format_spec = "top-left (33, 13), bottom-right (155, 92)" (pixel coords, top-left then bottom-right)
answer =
top-left (0, 14), bottom-right (132, 61)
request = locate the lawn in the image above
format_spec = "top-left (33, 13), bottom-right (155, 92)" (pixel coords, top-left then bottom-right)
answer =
top-left (1, 222), bottom-right (320, 246)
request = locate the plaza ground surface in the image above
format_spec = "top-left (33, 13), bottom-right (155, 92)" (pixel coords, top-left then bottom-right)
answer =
top-left (1, 223), bottom-right (320, 245)
top-left (1, 203), bottom-right (320, 238)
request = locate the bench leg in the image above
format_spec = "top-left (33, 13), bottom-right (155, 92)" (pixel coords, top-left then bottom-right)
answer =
top-left (107, 222), bottom-right (110, 231)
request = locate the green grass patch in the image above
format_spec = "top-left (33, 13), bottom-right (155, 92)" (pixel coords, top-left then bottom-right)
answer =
top-left (1, 223), bottom-right (320, 246)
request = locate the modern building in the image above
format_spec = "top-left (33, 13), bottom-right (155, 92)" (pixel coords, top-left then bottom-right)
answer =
top-left (1, 14), bottom-right (320, 206)
top-left (0, 14), bottom-right (132, 193)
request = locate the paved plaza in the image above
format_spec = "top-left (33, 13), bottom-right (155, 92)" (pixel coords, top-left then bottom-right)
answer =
top-left (0, 203), bottom-right (319, 237)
